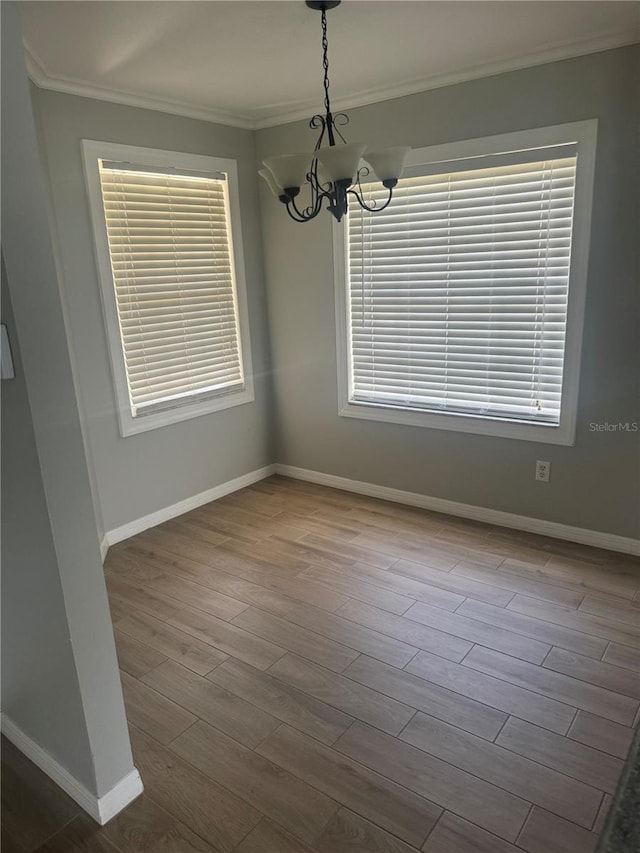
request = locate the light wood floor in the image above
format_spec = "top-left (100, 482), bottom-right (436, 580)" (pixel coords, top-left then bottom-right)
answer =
top-left (4, 475), bottom-right (640, 852)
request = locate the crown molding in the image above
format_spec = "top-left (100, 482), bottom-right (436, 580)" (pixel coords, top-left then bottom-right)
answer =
top-left (252, 29), bottom-right (640, 129)
top-left (23, 43), bottom-right (256, 130)
top-left (24, 30), bottom-right (638, 132)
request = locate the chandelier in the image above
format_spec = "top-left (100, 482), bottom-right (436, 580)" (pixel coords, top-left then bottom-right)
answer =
top-left (259, 0), bottom-right (410, 223)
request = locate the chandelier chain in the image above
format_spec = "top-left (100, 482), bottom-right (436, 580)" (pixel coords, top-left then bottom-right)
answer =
top-left (321, 7), bottom-right (331, 117)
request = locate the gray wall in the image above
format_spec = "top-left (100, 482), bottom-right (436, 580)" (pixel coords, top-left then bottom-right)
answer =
top-left (32, 88), bottom-right (273, 534)
top-left (1, 1), bottom-right (135, 797)
top-left (1, 259), bottom-right (94, 790)
top-left (256, 45), bottom-right (640, 540)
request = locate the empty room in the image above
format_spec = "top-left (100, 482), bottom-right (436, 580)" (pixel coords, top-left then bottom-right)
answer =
top-left (2, 1), bottom-right (639, 852)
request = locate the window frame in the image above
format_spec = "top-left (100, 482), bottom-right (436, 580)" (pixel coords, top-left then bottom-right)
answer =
top-left (334, 120), bottom-right (597, 446)
top-left (82, 140), bottom-right (254, 437)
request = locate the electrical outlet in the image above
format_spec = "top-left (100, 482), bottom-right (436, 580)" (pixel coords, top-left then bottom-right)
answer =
top-left (535, 460), bottom-right (551, 482)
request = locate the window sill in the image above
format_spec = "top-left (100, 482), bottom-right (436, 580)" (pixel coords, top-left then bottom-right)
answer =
top-left (339, 400), bottom-right (576, 445)
top-left (118, 386), bottom-right (255, 437)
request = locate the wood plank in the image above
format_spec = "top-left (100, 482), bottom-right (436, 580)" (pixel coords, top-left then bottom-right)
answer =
top-left (134, 569), bottom-right (249, 621)
top-left (299, 565), bottom-right (414, 615)
top-left (138, 526), bottom-right (267, 573)
top-left (507, 594), bottom-right (640, 648)
top-left (315, 808), bottom-right (419, 853)
top-left (268, 653), bottom-right (416, 735)
top-left (333, 561), bottom-right (465, 612)
top-left (283, 603), bottom-right (419, 668)
top-left (121, 544), bottom-right (300, 616)
top-left (119, 670), bottom-right (196, 744)
top-left (334, 722), bottom-right (530, 842)
top-left (207, 657), bottom-right (353, 745)
top-left (422, 812), bottom-right (521, 853)
top-left (390, 559), bottom-right (515, 607)
top-left (400, 712), bottom-right (601, 828)
top-left (593, 793), bottom-right (613, 835)
top-left (231, 607), bottom-right (359, 672)
top-left (273, 510), bottom-right (362, 542)
top-left (343, 655), bottom-right (506, 740)
top-left (170, 720), bottom-right (339, 843)
top-left (220, 535), bottom-right (326, 573)
top-left (115, 610), bottom-right (228, 675)
top-left (96, 794), bottom-right (219, 853)
top-left (351, 529), bottom-right (504, 570)
top-left (178, 511), bottom-right (262, 545)
top-left (603, 641), bottom-right (640, 673)
top-left (167, 606), bottom-right (286, 670)
top-left (129, 726), bottom-right (261, 852)
top-left (223, 569), bottom-right (350, 613)
top-left (336, 600), bottom-right (473, 663)
top-left (495, 716), bottom-right (623, 794)
top-left (496, 557), bottom-right (637, 602)
top-left (189, 504), bottom-right (304, 543)
top-left (516, 806), bottom-right (599, 853)
top-left (299, 532), bottom-right (396, 570)
top-left (113, 629), bottom-right (167, 678)
top-left (404, 600), bottom-right (550, 664)
top-left (406, 650), bottom-right (575, 734)
top-left (545, 555), bottom-right (640, 597)
top-left (486, 528), bottom-right (610, 565)
top-left (257, 725), bottom-right (439, 847)
top-left (435, 527), bottom-right (549, 566)
top-left (1, 827), bottom-right (24, 853)
top-left (543, 646), bottom-right (640, 700)
top-left (579, 594), bottom-right (640, 627)
top-left (457, 599), bottom-right (608, 658)
top-left (567, 710), bottom-right (635, 758)
top-left (234, 820), bottom-right (315, 853)
top-left (105, 573), bottom-right (184, 621)
top-left (317, 504), bottom-right (444, 538)
top-left (452, 561), bottom-right (584, 607)
top-left (463, 646), bottom-right (638, 725)
top-left (141, 659), bottom-right (280, 748)
top-left (33, 815), bottom-right (122, 852)
top-left (0, 737), bottom-right (80, 853)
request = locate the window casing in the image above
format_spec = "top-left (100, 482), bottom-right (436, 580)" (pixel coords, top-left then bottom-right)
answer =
top-left (83, 141), bottom-right (254, 436)
top-left (335, 121), bottom-right (597, 445)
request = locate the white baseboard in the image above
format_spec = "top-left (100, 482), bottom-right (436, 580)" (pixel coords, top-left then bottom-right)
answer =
top-left (274, 464), bottom-right (640, 556)
top-left (99, 536), bottom-right (109, 562)
top-left (1, 715), bottom-right (143, 824)
top-left (103, 464), bottom-right (276, 554)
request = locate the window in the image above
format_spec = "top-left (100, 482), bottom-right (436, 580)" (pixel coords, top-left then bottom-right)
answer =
top-left (335, 121), bottom-right (597, 445)
top-left (83, 141), bottom-right (254, 436)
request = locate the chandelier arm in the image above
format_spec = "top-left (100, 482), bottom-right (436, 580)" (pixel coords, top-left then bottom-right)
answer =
top-left (331, 113), bottom-right (349, 145)
top-left (348, 184), bottom-right (394, 213)
top-left (287, 191), bottom-right (324, 222)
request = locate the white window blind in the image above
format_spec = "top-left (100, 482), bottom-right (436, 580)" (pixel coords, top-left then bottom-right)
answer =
top-left (97, 162), bottom-right (245, 417)
top-left (347, 152), bottom-right (578, 426)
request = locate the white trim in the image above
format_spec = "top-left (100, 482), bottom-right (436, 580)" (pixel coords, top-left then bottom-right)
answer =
top-left (24, 32), bottom-right (638, 130)
top-left (104, 465), bottom-right (275, 549)
top-left (1, 715), bottom-right (143, 825)
top-left (274, 464), bottom-right (640, 556)
top-left (24, 46), bottom-right (255, 130)
top-left (334, 120), bottom-right (598, 446)
top-left (81, 140), bottom-right (255, 438)
top-left (100, 536), bottom-right (109, 562)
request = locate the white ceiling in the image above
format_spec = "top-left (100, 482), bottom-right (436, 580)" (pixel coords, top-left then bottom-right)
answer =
top-left (21, 1), bottom-right (640, 129)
